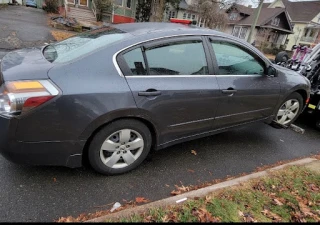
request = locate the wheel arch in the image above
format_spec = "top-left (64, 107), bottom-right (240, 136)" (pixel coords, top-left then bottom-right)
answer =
top-left (80, 110), bottom-right (160, 165)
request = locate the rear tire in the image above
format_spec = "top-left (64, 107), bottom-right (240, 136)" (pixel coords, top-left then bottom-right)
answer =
top-left (88, 119), bottom-right (152, 175)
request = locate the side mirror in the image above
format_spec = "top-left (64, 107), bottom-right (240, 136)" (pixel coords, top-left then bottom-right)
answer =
top-left (267, 66), bottom-right (278, 77)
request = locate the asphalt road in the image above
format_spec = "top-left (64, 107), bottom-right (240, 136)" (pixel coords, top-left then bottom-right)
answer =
top-left (0, 114), bottom-right (319, 222)
top-left (0, 5), bottom-right (54, 50)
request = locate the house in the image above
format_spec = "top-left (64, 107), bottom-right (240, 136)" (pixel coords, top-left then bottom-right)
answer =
top-left (225, 3), bottom-right (293, 49)
top-left (0, 0), bottom-right (23, 4)
top-left (64, 0), bottom-right (137, 24)
top-left (263, 0), bottom-right (320, 50)
top-left (165, 0), bottom-right (205, 27)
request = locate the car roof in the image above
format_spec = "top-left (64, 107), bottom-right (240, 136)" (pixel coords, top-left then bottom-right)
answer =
top-left (111, 22), bottom-right (221, 36)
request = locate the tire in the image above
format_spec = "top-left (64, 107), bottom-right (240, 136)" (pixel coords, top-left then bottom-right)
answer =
top-left (275, 51), bottom-right (289, 64)
top-left (88, 119), bottom-right (152, 175)
top-left (274, 92), bottom-right (303, 127)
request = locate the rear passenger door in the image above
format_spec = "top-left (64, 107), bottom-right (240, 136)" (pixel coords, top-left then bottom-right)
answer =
top-left (117, 36), bottom-right (221, 145)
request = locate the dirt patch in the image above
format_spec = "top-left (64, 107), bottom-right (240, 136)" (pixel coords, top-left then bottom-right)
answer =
top-left (51, 30), bottom-right (76, 41)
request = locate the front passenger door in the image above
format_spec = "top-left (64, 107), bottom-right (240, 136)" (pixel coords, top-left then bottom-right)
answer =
top-left (209, 38), bottom-right (281, 128)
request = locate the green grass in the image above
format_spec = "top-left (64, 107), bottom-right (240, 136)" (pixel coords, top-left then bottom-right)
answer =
top-left (106, 165), bottom-right (320, 222)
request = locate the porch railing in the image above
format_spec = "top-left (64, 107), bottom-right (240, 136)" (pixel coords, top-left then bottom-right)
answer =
top-left (92, 0), bottom-right (97, 20)
top-left (300, 36), bottom-right (317, 43)
top-left (64, 0), bottom-right (68, 18)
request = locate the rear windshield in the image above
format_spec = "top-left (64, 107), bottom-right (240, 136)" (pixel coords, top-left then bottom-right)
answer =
top-left (43, 26), bottom-right (129, 63)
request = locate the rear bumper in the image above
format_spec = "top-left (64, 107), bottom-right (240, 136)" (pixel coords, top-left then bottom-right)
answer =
top-left (0, 115), bottom-right (85, 168)
top-left (305, 92), bottom-right (320, 117)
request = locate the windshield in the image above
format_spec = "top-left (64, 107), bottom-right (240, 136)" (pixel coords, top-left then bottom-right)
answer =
top-left (43, 26), bottom-right (129, 63)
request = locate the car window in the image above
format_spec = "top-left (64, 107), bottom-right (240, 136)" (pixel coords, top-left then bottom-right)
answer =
top-left (43, 27), bottom-right (130, 63)
top-left (145, 41), bottom-right (208, 75)
top-left (211, 41), bottom-right (264, 75)
top-left (123, 48), bottom-right (146, 75)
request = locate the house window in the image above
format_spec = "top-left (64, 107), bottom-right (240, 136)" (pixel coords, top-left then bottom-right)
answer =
top-left (271, 17), bottom-right (280, 26)
top-left (192, 14), bottom-right (195, 20)
top-left (232, 26), bottom-right (248, 39)
top-left (116, 0), bottom-right (123, 6)
top-left (229, 12), bottom-right (238, 20)
top-left (239, 27), bottom-right (248, 39)
top-left (169, 11), bottom-right (176, 18)
top-left (183, 13), bottom-right (186, 19)
top-left (187, 13), bottom-right (191, 19)
top-left (126, 0), bottom-right (131, 8)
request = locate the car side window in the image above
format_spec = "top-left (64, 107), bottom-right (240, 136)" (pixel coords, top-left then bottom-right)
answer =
top-left (123, 48), bottom-right (147, 75)
top-left (145, 41), bottom-right (208, 75)
top-left (211, 41), bottom-right (265, 75)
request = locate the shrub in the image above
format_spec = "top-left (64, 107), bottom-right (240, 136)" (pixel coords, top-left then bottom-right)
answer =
top-left (43, 0), bottom-right (59, 13)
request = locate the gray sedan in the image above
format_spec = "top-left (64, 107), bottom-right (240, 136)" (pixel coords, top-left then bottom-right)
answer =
top-left (0, 23), bottom-right (311, 175)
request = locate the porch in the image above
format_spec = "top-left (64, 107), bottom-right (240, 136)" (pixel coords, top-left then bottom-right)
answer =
top-left (255, 26), bottom-right (292, 49)
top-left (64, 0), bottom-right (98, 24)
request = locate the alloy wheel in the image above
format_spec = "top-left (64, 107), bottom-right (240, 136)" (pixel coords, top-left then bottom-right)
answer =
top-left (99, 129), bottom-right (144, 169)
top-left (276, 99), bottom-right (300, 125)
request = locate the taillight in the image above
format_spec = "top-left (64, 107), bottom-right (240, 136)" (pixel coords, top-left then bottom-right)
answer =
top-left (0, 80), bottom-right (59, 117)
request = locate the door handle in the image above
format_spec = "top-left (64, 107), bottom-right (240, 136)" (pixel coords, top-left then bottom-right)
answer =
top-left (221, 89), bottom-right (237, 94)
top-left (138, 90), bottom-right (162, 96)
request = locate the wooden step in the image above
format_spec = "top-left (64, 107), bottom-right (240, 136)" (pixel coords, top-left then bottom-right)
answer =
top-left (66, 6), bottom-right (96, 23)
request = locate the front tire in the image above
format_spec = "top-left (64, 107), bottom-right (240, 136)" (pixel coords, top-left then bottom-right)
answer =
top-left (88, 119), bottom-right (152, 175)
top-left (274, 92), bottom-right (303, 126)
top-left (275, 51), bottom-right (289, 64)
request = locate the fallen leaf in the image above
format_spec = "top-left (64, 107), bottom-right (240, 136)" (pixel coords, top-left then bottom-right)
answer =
top-left (261, 209), bottom-right (282, 222)
top-left (191, 207), bottom-right (220, 222)
top-left (238, 210), bottom-right (244, 217)
top-left (165, 184), bottom-right (170, 187)
top-left (143, 215), bottom-right (156, 222)
top-left (161, 211), bottom-right (178, 222)
top-left (273, 198), bottom-right (284, 206)
top-left (135, 197), bottom-right (150, 203)
top-left (309, 184), bottom-right (319, 192)
top-left (271, 185), bottom-right (276, 189)
top-left (187, 169), bottom-right (195, 173)
top-left (53, 178), bottom-right (57, 182)
top-left (291, 212), bottom-right (307, 222)
top-left (191, 150), bottom-right (197, 155)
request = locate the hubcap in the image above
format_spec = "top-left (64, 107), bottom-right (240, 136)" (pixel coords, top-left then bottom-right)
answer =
top-left (276, 99), bottom-right (300, 125)
top-left (99, 129), bottom-right (144, 169)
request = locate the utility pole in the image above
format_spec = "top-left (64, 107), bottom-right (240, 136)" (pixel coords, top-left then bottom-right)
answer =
top-left (247, 0), bottom-right (264, 44)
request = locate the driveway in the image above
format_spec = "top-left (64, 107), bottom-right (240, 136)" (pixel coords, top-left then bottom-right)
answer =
top-left (0, 5), bottom-right (54, 50)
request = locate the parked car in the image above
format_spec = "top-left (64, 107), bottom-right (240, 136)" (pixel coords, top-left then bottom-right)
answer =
top-left (25, 0), bottom-right (37, 7)
top-left (0, 23), bottom-right (311, 175)
top-left (275, 44), bottom-right (320, 129)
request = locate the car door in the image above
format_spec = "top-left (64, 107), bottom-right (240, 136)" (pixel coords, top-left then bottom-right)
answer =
top-left (117, 36), bottom-right (221, 144)
top-left (207, 37), bottom-right (281, 128)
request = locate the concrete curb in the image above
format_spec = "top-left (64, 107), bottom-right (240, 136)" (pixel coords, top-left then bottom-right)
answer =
top-left (86, 158), bottom-right (317, 222)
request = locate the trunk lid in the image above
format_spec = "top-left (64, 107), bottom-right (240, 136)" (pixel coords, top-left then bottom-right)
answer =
top-left (0, 47), bottom-right (53, 85)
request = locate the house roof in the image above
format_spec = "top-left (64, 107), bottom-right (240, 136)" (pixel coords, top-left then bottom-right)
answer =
top-left (281, 0), bottom-right (320, 22)
top-left (178, 0), bottom-right (189, 10)
top-left (266, 0), bottom-right (320, 22)
top-left (226, 3), bottom-right (254, 15)
top-left (262, 3), bottom-right (271, 8)
top-left (227, 4), bottom-right (293, 34)
top-left (239, 8), bottom-right (285, 26)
